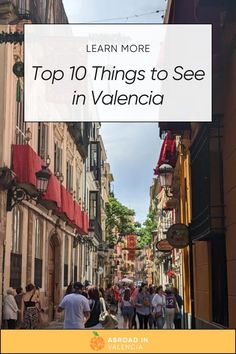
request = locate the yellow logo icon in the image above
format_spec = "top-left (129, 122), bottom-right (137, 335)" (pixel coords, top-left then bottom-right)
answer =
top-left (90, 331), bottom-right (105, 351)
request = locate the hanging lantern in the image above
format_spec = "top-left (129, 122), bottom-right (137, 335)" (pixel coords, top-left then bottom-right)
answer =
top-left (158, 163), bottom-right (174, 188)
top-left (35, 166), bottom-right (51, 194)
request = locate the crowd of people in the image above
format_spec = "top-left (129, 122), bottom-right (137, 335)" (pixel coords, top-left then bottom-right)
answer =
top-left (58, 281), bottom-right (183, 330)
top-left (104, 282), bottom-right (183, 330)
top-left (3, 281), bottom-right (183, 330)
top-left (3, 284), bottom-right (43, 329)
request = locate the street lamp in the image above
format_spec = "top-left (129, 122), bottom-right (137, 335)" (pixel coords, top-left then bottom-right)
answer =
top-left (158, 163), bottom-right (174, 197)
top-left (35, 166), bottom-right (51, 194)
top-left (73, 231), bottom-right (85, 248)
top-left (6, 165), bottom-right (51, 211)
top-left (87, 226), bottom-right (95, 240)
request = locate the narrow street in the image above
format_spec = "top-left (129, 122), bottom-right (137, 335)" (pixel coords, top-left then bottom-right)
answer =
top-left (0, 0), bottom-right (235, 340)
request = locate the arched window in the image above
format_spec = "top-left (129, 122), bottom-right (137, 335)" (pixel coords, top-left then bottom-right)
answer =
top-left (10, 206), bottom-right (22, 288)
top-left (34, 217), bottom-right (43, 288)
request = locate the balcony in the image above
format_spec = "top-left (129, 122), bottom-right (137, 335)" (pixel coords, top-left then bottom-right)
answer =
top-left (90, 165), bottom-right (101, 183)
top-left (67, 123), bottom-right (91, 161)
top-left (89, 218), bottom-right (102, 241)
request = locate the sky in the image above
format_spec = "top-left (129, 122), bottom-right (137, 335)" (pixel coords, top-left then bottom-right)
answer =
top-left (63, 0), bottom-right (165, 223)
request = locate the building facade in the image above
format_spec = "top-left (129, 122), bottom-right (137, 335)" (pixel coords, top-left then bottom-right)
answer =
top-left (0, 1), bottom-right (113, 326)
top-left (159, 0), bottom-right (236, 329)
top-left (150, 137), bottom-right (186, 320)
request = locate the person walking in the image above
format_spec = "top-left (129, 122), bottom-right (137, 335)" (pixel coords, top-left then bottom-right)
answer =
top-left (105, 284), bottom-right (117, 314)
top-left (22, 284), bottom-right (40, 329)
top-left (121, 288), bottom-right (134, 329)
top-left (165, 288), bottom-right (176, 329)
top-left (3, 288), bottom-right (19, 329)
top-left (173, 287), bottom-right (183, 329)
top-left (105, 283), bottom-right (114, 307)
top-left (130, 285), bottom-right (138, 329)
top-left (135, 284), bottom-right (151, 329)
top-left (58, 282), bottom-right (90, 329)
top-left (65, 281), bottom-right (74, 296)
top-left (85, 287), bottom-right (102, 329)
top-left (105, 283), bottom-right (114, 304)
top-left (152, 286), bottom-right (166, 329)
top-left (14, 287), bottom-right (23, 328)
top-left (34, 287), bottom-right (45, 327)
top-left (148, 286), bottom-right (156, 329)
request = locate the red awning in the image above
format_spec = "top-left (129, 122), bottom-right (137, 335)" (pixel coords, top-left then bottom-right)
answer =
top-left (74, 201), bottom-right (83, 231)
top-left (58, 185), bottom-right (75, 221)
top-left (154, 132), bottom-right (177, 175)
top-left (42, 174), bottom-right (61, 209)
top-left (12, 144), bottom-right (88, 232)
top-left (12, 144), bottom-right (42, 187)
top-left (12, 144), bottom-right (61, 208)
top-left (82, 211), bottom-right (89, 235)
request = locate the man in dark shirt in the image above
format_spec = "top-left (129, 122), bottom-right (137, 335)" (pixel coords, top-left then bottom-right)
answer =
top-left (173, 287), bottom-right (183, 329)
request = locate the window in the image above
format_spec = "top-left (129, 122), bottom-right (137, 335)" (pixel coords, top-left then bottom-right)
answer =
top-left (90, 143), bottom-right (97, 168)
top-left (15, 87), bottom-right (26, 144)
top-left (54, 141), bottom-right (62, 175)
top-left (66, 161), bottom-right (73, 192)
top-left (162, 210), bottom-right (173, 232)
top-left (64, 236), bottom-right (69, 286)
top-left (76, 174), bottom-right (80, 202)
top-left (90, 142), bottom-right (101, 180)
top-left (89, 192), bottom-right (97, 220)
top-left (38, 123), bottom-right (49, 162)
top-left (10, 207), bottom-right (22, 288)
top-left (34, 218), bottom-right (43, 288)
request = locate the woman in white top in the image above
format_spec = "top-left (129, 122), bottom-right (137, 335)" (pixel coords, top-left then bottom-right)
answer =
top-left (3, 288), bottom-right (19, 329)
top-left (121, 288), bottom-right (134, 329)
top-left (152, 286), bottom-right (166, 329)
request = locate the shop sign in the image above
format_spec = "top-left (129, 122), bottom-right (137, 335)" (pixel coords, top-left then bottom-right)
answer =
top-left (156, 239), bottom-right (173, 252)
top-left (167, 223), bottom-right (189, 249)
top-left (127, 234), bottom-right (136, 249)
